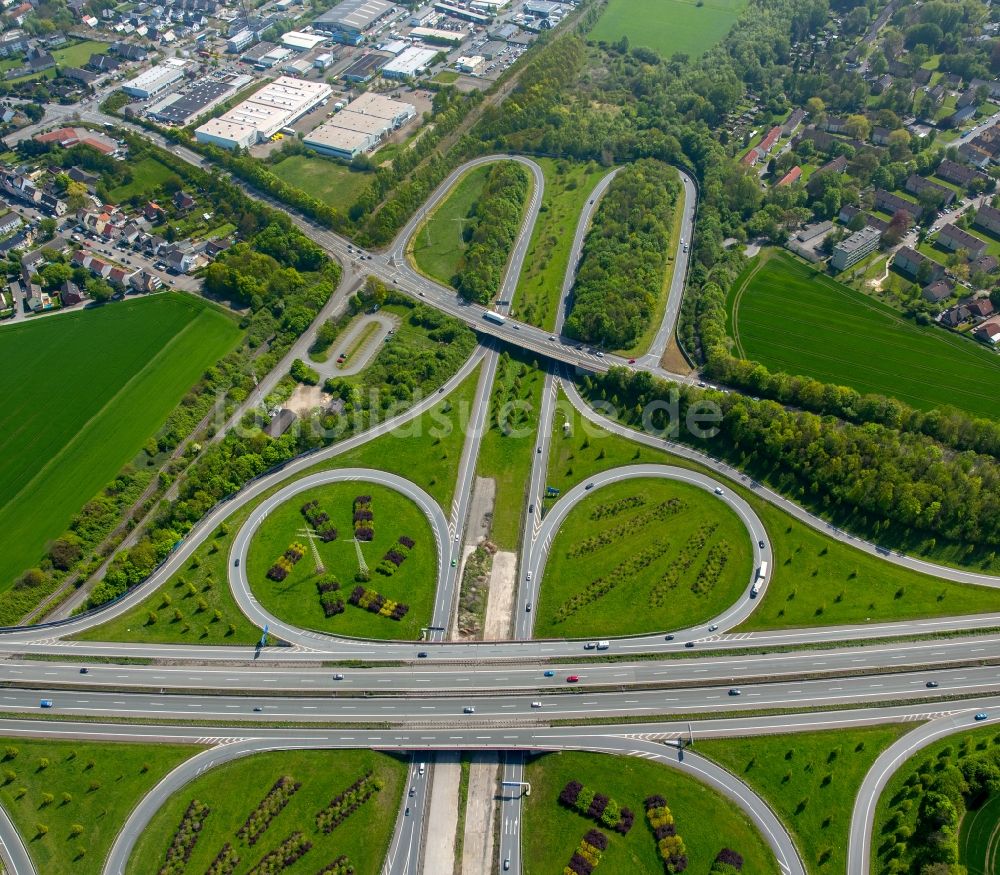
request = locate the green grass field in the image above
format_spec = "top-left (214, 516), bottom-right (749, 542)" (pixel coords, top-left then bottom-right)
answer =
top-left (545, 387), bottom-right (1000, 628)
top-left (700, 726), bottom-right (908, 875)
top-left (728, 251), bottom-right (1000, 419)
top-left (524, 750), bottom-right (777, 875)
top-left (874, 726), bottom-right (1000, 875)
top-left (76, 364), bottom-right (482, 646)
top-left (514, 158), bottom-right (610, 331)
top-left (475, 352), bottom-right (545, 549)
top-left (126, 749), bottom-right (405, 875)
top-left (107, 156), bottom-right (178, 201)
top-left (247, 482), bottom-right (436, 639)
top-left (588, 0), bottom-right (747, 59)
top-left (9, 40), bottom-right (109, 82)
top-left (960, 792), bottom-right (1000, 875)
top-left (0, 738), bottom-right (196, 875)
top-left (535, 477), bottom-right (752, 638)
top-left (270, 154), bottom-right (373, 210)
top-left (409, 164), bottom-right (492, 287)
top-left (0, 294), bottom-right (241, 593)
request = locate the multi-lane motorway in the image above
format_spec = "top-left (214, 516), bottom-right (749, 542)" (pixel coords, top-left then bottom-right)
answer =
top-left (0, 113), bottom-right (997, 875)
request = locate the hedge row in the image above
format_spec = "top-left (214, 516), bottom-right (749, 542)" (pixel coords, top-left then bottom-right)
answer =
top-left (205, 842), bottom-right (239, 875)
top-left (245, 831), bottom-right (311, 875)
top-left (348, 586), bottom-right (409, 621)
top-left (559, 781), bottom-right (634, 834)
top-left (159, 799), bottom-right (210, 875)
top-left (690, 542), bottom-right (730, 596)
top-left (315, 855), bottom-right (355, 875)
top-left (315, 771), bottom-right (383, 834)
top-left (649, 523), bottom-right (719, 608)
top-left (353, 496), bottom-right (374, 542)
top-left (237, 776), bottom-right (302, 846)
top-left (589, 495), bottom-right (647, 521)
top-left (301, 500), bottom-right (337, 542)
top-left (568, 499), bottom-right (685, 559)
top-left (552, 539), bottom-right (669, 624)
top-left (266, 543), bottom-right (306, 582)
top-left (563, 828), bottom-right (609, 875)
top-left (377, 536), bottom-right (415, 576)
top-left (316, 575), bottom-right (344, 618)
top-left (644, 795), bottom-right (687, 874)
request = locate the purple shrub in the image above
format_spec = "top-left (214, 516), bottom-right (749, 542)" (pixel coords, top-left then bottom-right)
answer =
top-left (567, 854), bottom-right (593, 875)
top-left (714, 849), bottom-right (744, 870)
top-left (644, 795), bottom-right (666, 809)
top-left (398, 535), bottom-right (415, 549)
top-left (584, 830), bottom-right (608, 851)
top-left (615, 808), bottom-right (634, 835)
top-left (588, 794), bottom-right (608, 819)
top-left (560, 781), bottom-right (583, 806)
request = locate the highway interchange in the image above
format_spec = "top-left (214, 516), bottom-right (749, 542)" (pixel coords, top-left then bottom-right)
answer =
top-left (0, 114), bottom-right (997, 875)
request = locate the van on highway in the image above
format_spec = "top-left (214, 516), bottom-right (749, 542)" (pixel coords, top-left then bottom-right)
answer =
top-left (418, 763), bottom-right (426, 776)
top-left (596, 640), bottom-right (610, 650)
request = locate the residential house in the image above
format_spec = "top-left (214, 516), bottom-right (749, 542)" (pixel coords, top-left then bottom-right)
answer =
top-left (872, 126), bottom-right (892, 146)
top-left (781, 108), bottom-right (806, 136)
top-left (129, 269), bottom-right (162, 293)
top-left (67, 166), bottom-right (99, 189)
top-left (7, 4), bottom-right (34, 26)
top-left (60, 280), bottom-right (85, 306)
top-left (0, 212), bottom-right (21, 236)
top-left (0, 230), bottom-right (31, 256)
top-left (943, 104), bottom-right (977, 129)
top-left (777, 166), bottom-right (801, 187)
top-left (958, 142), bottom-right (991, 168)
top-left (20, 249), bottom-right (45, 274)
top-left (25, 47), bottom-right (55, 72)
top-left (107, 265), bottom-right (135, 287)
top-left (974, 204), bottom-right (1000, 236)
top-left (874, 189), bottom-right (918, 217)
top-left (905, 174), bottom-right (956, 207)
top-left (172, 190), bottom-right (195, 211)
top-left (163, 246), bottom-right (195, 273)
top-left (264, 408), bottom-right (297, 437)
top-left (872, 74), bottom-right (893, 95)
top-left (110, 41), bottom-right (148, 61)
top-left (935, 159), bottom-right (987, 188)
top-left (972, 254), bottom-right (999, 275)
top-left (967, 298), bottom-right (996, 319)
top-left (87, 53), bottom-right (122, 72)
top-left (913, 67), bottom-right (932, 86)
top-left (823, 116), bottom-right (848, 134)
top-left (941, 304), bottom-right (971, 326)
top-left (145, 201), bottom-right (165, 221)
top-left (936, 223), bottom-right (987, 258)
top-left (758, 125), bottom-right (782, 155)
top-left (740, 148), bottom-right (760, 167)
top-left (973, 318), bottom-right (1000, 343)
top-left (894, 245), bottom-right (944, 280)
top-left (968, 78), bottom-right (1000, 99)
top-left (62, 67), bottom-right (99, 86)
top-left (819, 155), bottom-right (848, 174)
top-left (921, 279), bottom-right (954, 302)
top-left (23, 281), bottom-right (52, 311)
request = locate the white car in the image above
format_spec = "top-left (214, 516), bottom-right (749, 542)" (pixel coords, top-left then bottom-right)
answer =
top-left (714, 487), bottom-right (724, 495)
top-left (530, 701), bottom-right (542, 708)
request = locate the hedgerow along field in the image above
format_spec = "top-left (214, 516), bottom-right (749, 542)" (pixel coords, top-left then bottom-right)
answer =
top-left (126, 748), bottom-right (406, 875)
top-left (588, 0), bottom-right (748, 60)
top-left (524, 750), bottom-right (776, 875)
top-left (246, 481), bottom-right (437, 640)
top-left (727, 252), bottom-right (1000, 419)
top-left (534, 477), bottom-right (752, 638)
top-left (0, 294), bottom-right (241, 594)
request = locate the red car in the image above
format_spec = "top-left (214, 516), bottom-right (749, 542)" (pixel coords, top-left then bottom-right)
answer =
top-left (628, 358), bottom-right (636, 364)
top-left (566, 675), bottom-right (580, 683)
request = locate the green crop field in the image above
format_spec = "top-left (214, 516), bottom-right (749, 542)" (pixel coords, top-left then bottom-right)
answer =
top-left (515, 158), bottom-right (610, 331)
top-left (523, 750), bottom-right (776, 875)
top-left (247, 481), bottom-right (437, 640)
top-left (961, 793), bottom-right (1000, 875)
top-left (0, 737), bottom-right (196, 875)
top-left (127, 748), bottom-right (405, 875)
top-left (728, 251), bottom-right (1000, 419)
top-left (409, 164), bottom-right (491, 287)
top-left (108, 156), bottom-right (180, 201)
top-left (588, 0), bottom-right (747, 59)
top-left (700, 726), bottom-right (908, 875)
top-left (270, 154), bottom-right (373, 210)
top-left (534, 477), bottom-right (752, 638)
top-left (0, 294), bottom-right (241, 594)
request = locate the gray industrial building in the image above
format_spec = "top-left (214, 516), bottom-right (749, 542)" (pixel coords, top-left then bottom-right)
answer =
top-left (313, 0), bottom-right (395, 45)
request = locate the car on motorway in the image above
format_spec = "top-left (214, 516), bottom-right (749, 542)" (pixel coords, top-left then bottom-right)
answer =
top-left (537, 446), bottom-right (542, 453)
top-left (529, 504), bottom-right (534, 513)
top-left (583, 642), bottom-right (596, 649)
top-left (463, 706), bottom-right (476, 713)
top-left (595, 351), bottom-right (604, 357)
top-left (234, 558), bottom-right (240, 567)
top-left (549, 335), bottom-right (556, 341)
top-left (585, 482), bottom-right (594, 490)
top-left (628, 358), bottom-right (635, 364)
top-left (729, 689), bottom-right (742, 696)
top-left (417, 652), bottom-right (428, 658)
top-left (544, 670), bottom-right (555, 677)
top-left (253, 706), bottom-right (263, 712)
top-left (664, 634), bottom-right (674, 641)
top-left (526, 571), bottom-right (532, 582)
top-left (758, 540), bottom-right (765, 548)
top-left (405, 807), bottom-right (410, 816)
top-left (504, 858), bottom-right (511, 870)
top-left (40, 699), bottom-right (53, 708)
top-left (451, 558), bottom-right (457, 567)
top-left (531, 701), bottom-right (542, 708)
top-left (525, 602), bottom-right (532, 612)
top-left (708, 624), bottom-right (719, 632)
top-left (714, 487), bottom-right (724, 495)
top-left (566, 675), bottom-right (580, 683)
top-left (926, 681), bottom-right (939, 688)
top-left (333, 673), bottom-right (344, 680)
top-left (975, 712), bottom-right (989, 721)
top-left (409, 786), bottom-right (415, 796)
top-left (685, 641), bottom-right (695, 648)
top-left (79, 667), bottom-right (89, 674)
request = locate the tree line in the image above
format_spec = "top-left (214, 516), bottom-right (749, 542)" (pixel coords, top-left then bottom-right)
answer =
top-left (563, 159), bottom-right (680, 349)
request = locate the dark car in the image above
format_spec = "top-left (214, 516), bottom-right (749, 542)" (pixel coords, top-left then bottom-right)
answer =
top-left (758, 540), bottom-right (765, 549)
top-left (685, 641), bottom-right (695, 648)
top-left (79, 667), bottom-right (89, 674)
top-left (664, 634), bottom-right (674, 641)
top-left (417, 652), bottom-right (428, 658)
top-left (926, 681), bottom-right (939, 688)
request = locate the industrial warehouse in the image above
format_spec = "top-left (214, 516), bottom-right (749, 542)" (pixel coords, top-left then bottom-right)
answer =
top-left (194, 76), bottom-right (332, 150)
top-left (304, 92), bottom-right (416, 160)
top-left (149, 72), bottom-right (253, 126)
top-left (313, 0), bottom-right (395, 45)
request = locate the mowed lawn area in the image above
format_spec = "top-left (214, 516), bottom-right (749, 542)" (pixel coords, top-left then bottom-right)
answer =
top-left (246, 481), bottom-right (437, 640)
top-left (108, 156), bottom-right (178, 201)
top-left (728, 251), bottom-right (1000, 419)
top-left (0, 294), bottom-right (241, 592)
top-left (270, 153), bottom-right (373, 210)
top-left (127, 749), bottom-right (405, 875)
top-left (960, 792), bottom-right (1000, 875)
top-left (588, 0), bottom-right (747, 59)
top-left (409, 163), bottom-right (491, 287)
top-left (535, 477), bottom-right (752, 638)
top-left (524, 751), bottom-right (776, 875)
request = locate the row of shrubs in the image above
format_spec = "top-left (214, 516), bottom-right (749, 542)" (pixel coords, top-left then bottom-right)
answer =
top-left (300, 500), bottom-right (337, 542)
top-left (266, 543), bottom-right (306, 582)
top-left (563, 828), bottom-right (608, 875)
top-left (245, 830), bottom-right (311, 875)
top-left (690, 542), bottom-right (730, 596)
top-left (316, 855), bottom-right (355, 875)
top-left (159, 799), bottom-right (210, 875)
top-left (348, 585), bottom-right (409, 621)
top-left (553, 539), bottom-right (669, 624)
top-left (315, 771), bottom-right (383, 834)
top-left (709, 848), bottom-right (744, 874)
top-left (559, 781), bottom-right (634, 834)
top-left (589, 495), bottom-right (647, 521)
top-left (568, 500), bottom-right (685, 559)
top-left (644, 795), bottom-right (687, 874)
top-left (649, 523), bottom-right (719, 608)
top-left (377, 535), bottom-right (416, 576)
top-left (353, 495), bottom-right (374, 542)
top-left (205, 842), bottom-right (239, 875)
top-left (237, 776), bottom-right (301, 846)
top-left (316, 575), bottom-right (344, 618)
